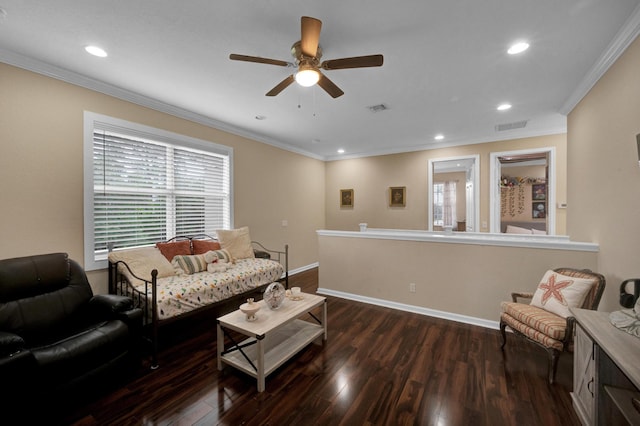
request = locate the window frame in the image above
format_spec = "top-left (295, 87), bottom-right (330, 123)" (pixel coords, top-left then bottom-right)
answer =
top-left (83, 111), bottom-right (234, 271)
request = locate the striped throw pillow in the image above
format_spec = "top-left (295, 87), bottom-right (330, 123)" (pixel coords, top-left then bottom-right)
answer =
top-left (172, 254), bottom-right (208, 275)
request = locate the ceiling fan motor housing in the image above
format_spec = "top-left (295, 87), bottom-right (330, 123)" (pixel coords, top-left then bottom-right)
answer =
top-left (291, 41), bottom-right (322, 65)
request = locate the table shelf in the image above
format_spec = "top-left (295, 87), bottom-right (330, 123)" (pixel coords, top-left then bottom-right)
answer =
top-left (220, 319), bottom-right (324, 378)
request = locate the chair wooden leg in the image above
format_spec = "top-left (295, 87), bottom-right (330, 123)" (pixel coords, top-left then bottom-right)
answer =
top-left (547, 348), bottom-right (560, 384)
top-left (499, 320), bottom-right (508, 349)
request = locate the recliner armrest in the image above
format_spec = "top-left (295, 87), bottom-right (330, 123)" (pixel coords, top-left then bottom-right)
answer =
top-left (0, 331), bottom-right (25, 357)
top-left (90, 294), bottom-right (134, 314)
top-left (88, 294), bottom-right (143, 328)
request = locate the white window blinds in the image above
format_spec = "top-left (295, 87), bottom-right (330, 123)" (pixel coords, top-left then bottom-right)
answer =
top-left (84, 112), bottom-right (232, 270)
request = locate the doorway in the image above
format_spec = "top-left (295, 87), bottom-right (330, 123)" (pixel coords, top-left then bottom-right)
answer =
top-left (428, 155), bottom-right (479, 232)
top-left (489, 148), bottom-right (555, 234)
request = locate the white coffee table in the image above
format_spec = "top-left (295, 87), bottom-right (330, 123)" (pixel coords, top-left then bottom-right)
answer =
top-left (216, 292), bottom-right (327, 392)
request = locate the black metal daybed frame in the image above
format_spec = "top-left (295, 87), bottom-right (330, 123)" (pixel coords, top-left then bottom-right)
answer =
top-left (108, 235), bottom-right (288, 369)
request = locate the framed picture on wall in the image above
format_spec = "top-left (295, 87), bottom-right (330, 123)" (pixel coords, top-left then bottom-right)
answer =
top-left (340, 189), bottom-right (354, 208)
top-left (389, 186), bottom-right (406, 207)
top-left (532, 184), bottom-right (546, 200)
top-left (532, 202), bottom-right (546, 218)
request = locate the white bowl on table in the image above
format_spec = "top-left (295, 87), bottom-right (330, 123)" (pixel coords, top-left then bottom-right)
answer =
top-left (240, 299), bottom-right (261, 321)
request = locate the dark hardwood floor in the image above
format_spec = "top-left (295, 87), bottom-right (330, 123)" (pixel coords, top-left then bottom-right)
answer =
top-left (41, 268), bottom-right (579, 425)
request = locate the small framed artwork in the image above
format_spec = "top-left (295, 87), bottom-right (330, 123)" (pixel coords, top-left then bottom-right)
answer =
top-left (532, 184), bottom-right (546, 201)
top-left (532, 202), bottom-right (546, 218)
top-left (389, 186), bottom-right (406, 207)
top-left (340, 189), bottom-right (354, 208)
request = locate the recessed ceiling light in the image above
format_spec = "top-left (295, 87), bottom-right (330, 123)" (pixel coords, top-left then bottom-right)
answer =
top-left (508, 42), bottom-right (529, 55)
top-left (337, 149), bottom-right (345, 154)
top-left (434, 134), bottom-right (445, 141)
top-left (85, 45), bottom-right (107, 58)
top-left (497, 103), bottom-right (512, 111)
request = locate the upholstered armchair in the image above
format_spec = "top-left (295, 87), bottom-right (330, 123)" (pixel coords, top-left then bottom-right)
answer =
top-left (0, 253), bottom-right (142, 401)
top-left (499, 267), bottom-right (606, 384)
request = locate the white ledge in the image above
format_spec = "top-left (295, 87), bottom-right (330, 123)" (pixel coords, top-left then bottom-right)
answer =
top-left (316, 228), bottom-right (599, 252)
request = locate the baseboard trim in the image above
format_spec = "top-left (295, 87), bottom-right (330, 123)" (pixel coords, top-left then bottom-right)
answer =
top-left (289, 262), bottom-right (319, 276)
top-left (316, 287), bottom-right (500, 330)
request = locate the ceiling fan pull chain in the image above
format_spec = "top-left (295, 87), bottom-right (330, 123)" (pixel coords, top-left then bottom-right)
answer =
top-left (313, 86), bottom-right (317, 117)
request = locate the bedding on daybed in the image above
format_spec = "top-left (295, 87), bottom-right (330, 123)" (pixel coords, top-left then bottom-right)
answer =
top-left (125, 257), bottom-right (283, 320)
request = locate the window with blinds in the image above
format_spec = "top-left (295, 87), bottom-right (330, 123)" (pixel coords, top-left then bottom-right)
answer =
top-left (84, 112), bottom-right (232, 270)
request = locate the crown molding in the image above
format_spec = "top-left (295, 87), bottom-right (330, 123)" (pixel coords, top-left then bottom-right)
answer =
top-left (560, 3), bottom-right (640, 115)
top-left (0, 48), bottom-right (325, 161)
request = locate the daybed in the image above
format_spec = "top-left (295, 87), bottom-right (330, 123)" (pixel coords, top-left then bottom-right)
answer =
top-left (502, 221), bottom-right (547, 234)
top-left (108, 228), bottom-right (288, 367)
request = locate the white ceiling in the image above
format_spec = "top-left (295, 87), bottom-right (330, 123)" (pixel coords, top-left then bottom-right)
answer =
top-left (1, 1), bottom-right (639, 161)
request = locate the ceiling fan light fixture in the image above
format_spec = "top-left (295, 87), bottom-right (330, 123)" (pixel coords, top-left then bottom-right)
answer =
top-left (85, 45), bottom-right (107, 58)
top-left (295, 64), bottom-right (320, 87)
top-left (508, 42), bottom-right (530, 55)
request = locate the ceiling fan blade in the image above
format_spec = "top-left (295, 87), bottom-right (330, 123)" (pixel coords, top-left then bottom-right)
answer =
top-left (266, 75), bottom-right (295, 96)
top-left (321, 54), bottom-right (384, 70)
top-left (229, 54), bottom-right (291, 67)
top-left (301, 16), bottom-right (322, 58)
top-left (317, 73), bottom-right (344, 98)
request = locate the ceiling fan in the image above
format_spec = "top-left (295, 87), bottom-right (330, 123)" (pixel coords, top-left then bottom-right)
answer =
top-left (229, 16), bottom-right (383, 98)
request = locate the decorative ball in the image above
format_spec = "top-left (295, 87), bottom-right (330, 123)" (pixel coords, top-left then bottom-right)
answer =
top-left (264, 282), bottom-right (286, 310)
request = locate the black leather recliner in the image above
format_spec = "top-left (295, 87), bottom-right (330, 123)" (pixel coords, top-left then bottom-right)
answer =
top-left (0, 252), bottom-right (142, 401)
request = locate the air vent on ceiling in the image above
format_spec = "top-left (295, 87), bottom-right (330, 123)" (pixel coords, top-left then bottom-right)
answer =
top-left (495, 120), bottom-right (528, 132)
top-left (367, 103), bottom-right (388, 113)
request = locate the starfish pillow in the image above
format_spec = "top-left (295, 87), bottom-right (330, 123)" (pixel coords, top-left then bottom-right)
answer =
top-left (530, 270), bottom-right (596, 318)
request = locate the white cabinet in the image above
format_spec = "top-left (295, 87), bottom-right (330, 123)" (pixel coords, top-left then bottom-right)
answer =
top-left (572, 324), bottom-right (595, 425)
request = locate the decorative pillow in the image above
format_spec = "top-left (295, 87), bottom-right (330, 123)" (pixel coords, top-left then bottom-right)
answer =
top-left (172, 254), bottom-right (208, 275)
top-left (156, 240), bottom-right (191, 261)
top-left (531, 228), bottom-right (547, 235)
top-left (530, 270), bottom-right (596, 318)
top-left (203, 250), bottom-right (218, 264)
top-left (108, 247), bottom-right (176, 280)
top-left (192, 239), bottom-right (222, 255)
top-left (216, 226), bottom-right (255, 259)
top-left (210, 249), bottom-right (233, 263)
top-left (506, 225), bottom-right (532, 234)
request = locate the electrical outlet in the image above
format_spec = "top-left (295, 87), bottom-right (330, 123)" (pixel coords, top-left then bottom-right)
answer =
top-left (409, 283), bottom-right (416, 293)
top-left (281, 219), bottom-right (288, 227)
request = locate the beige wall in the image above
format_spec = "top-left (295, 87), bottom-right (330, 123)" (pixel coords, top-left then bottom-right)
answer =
top-left (325, 134), bottom-right (567, 234)
top-left (0, 63), bottom-right (325, 294)
top-left (568, 36), bottom-right (640, 313)
top-left (318, 235), bottom-right (597, 322)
